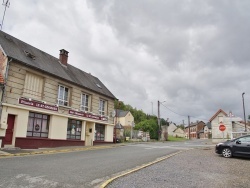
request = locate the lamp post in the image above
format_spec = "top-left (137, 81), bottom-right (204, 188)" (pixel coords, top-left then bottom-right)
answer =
top-left (131, 121), bottom-right (134, 140)
top-left (158, 101), bottom-right (160, 141)
top-left (157, 100), bottom-right (166, 141)
top-left (242, 92), bottom-right (247, 132)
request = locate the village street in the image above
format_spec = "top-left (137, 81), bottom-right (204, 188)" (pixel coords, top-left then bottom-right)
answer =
top-left (1, 140), bottom-right (249, 188)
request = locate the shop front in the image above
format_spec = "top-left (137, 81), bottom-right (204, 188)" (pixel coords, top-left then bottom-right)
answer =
top-left (0, 98), bottom-right (114, 149)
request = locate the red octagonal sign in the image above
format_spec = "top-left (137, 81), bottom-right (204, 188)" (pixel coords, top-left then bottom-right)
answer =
top-left (219, 124), bottom-right (226, 132)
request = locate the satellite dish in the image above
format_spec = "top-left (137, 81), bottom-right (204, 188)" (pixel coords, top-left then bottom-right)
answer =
top-left (112, 110), bottom-right (116, 117)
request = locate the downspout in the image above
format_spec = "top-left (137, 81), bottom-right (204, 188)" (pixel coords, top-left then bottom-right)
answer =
top-left (0, 58), bottom-right (12, 116)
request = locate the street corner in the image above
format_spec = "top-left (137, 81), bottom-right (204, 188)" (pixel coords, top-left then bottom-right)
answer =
top-left (0, 144), bottom-right (124, 158)
top-left (0, 150), bottom-right (14, 157)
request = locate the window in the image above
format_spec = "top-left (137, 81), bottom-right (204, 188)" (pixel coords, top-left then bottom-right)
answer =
top-left (24, 50), bottom-right (36, 60)
top-left (23, 73), bottom-right (43, 99)
top-left (81, 93), bottom-right (89, 111)
top-left (67, 119), bottom-right (82, 140)
top-left (218, 116), bottom-right (223, 123)
top-left (95, 124), bottom-right (105, 141)
top-left (238, 136), bottom-right (250, 143)
top-left (99, 99), bottom-right (105, 115)
top-left (58, 85), bottom-right (69, 106)
top-left (96, 83), bottom-right (102, 88)
top-left (27, 112), bottom-right (49, 138)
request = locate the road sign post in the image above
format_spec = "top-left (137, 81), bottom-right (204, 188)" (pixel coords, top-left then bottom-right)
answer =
top-left (219, 124), bottom-right (226, 140)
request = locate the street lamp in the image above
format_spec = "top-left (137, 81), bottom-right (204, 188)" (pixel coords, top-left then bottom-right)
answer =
top-left (158, 100), bottom-right (166, 141)
top-left (242, 92), bottom-right (247, 132)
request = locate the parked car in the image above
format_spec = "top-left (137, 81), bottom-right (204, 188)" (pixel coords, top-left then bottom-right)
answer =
top-left (215, 135), bottom-right (250, 158)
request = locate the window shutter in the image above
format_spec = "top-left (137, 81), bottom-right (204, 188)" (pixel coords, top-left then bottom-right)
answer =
top-left (23, 73), bottom-right (43, 99)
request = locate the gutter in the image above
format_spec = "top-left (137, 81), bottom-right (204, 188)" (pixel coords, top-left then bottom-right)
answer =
top-left (1, 57), bottom-right (12, 102)
top-left (9, 57), bottom-right (117, 100)
top-left (0, 57), bottom-right (12, 120)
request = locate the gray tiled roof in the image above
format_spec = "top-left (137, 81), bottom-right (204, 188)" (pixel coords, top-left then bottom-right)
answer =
top-left (0, 31), bottom-right (116, 99)
top-left (116, 109), bottom-right (129, 117)
top-left (206, 122), bottom-right (211, 129)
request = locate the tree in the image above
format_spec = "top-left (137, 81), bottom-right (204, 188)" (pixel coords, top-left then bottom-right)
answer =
top-left (114, 100), bottom-right (126, 110)
top-left (114, 101), bottom-right (159, 139)
top-left (134, 119), bottom-right (159, 139)
top-left (177, 124), bottom-right (185, 130)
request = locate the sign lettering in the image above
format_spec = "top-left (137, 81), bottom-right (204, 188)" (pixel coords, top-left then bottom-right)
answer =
top-left (69, 110), bottom-right (108, 121)
top-left (19, 98), bottom-right (58, 111)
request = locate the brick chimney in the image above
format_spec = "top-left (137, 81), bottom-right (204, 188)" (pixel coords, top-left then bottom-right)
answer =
top-left (59, 49), bottom-right (69, 66)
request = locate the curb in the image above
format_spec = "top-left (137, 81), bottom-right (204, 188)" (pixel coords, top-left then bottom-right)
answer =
top-left (0, 144), bottom-right (125, 158)
top-left (100, 150), bottom-right (188, 188)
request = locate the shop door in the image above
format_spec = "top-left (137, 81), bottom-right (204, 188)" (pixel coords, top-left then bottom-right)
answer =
top-left (4, 114), bottom-right (15, 145)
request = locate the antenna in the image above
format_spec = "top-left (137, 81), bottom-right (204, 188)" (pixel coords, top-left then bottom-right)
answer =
top-left (1, 0), bottom-right (10, 30)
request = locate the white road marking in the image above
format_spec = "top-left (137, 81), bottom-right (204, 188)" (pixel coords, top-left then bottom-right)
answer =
top-left (127, 144), bottom-right (214, 150)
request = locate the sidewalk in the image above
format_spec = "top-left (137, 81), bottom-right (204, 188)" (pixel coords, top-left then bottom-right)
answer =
top-left (0, 143), bottom-right (125, 157)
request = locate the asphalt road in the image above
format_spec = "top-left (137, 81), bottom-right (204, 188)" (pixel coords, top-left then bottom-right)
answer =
top-left (0, 141), bottom-right (199, 188)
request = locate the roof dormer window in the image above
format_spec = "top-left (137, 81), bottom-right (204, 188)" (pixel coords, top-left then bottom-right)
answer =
top-left (24, 50), bottom-right (36, 60)
top-left (96, 83), bottom-right (102, 89)
top-left (4, 35), bottom-right (13, 42)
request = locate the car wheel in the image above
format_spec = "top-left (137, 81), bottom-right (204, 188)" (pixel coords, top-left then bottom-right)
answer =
top-left (222, 148), bottom-right (232, 158)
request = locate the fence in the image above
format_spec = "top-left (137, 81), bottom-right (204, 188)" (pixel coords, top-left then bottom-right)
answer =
top-left (231, 132), bottom-right (250, 139)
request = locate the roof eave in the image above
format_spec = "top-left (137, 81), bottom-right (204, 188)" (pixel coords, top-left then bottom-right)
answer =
top-left (8, 56), bottom-right (117, 100)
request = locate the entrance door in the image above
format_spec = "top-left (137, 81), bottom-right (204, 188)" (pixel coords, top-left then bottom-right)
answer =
top-left (4, 114), bottom-right (15, 145)
top-left (85, 123), bottom-right (94, 146)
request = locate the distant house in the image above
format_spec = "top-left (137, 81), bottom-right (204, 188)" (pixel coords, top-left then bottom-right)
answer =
top-left (114, 109), bottom-right (134, 139)
top-left (168, 123), bottom-right (185, 137)
top-left (210, 109), bottom-right (250, 142)
top-left (115, 109), bottom-right (134, 128)
top-left (184, 121), bottom-right (206, 139)
top-left (199, 122), bottom-right (212, 139)
top-left (168, 123), bottom-right (177, 136)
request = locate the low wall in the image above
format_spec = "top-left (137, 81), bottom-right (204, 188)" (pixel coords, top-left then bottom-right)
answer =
top-left (15, 137), bottom-right (85, 149)
top-left (93, 140), bottom-right (113, 145)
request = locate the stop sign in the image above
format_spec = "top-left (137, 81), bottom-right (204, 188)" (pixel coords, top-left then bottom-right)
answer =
top-left (219, 124), bottom-right (226, 131)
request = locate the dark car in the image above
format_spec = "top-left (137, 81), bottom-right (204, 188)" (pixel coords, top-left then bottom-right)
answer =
top-left (215, 135), bottom-right (250, 158)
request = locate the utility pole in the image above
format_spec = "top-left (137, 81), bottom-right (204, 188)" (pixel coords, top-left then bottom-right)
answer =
top-left (131, 121), bottom-right (134, 140)
top-left (1, 0), bottom-right (10, 30)
top-left (151, 102), bottom-right (153, 115)
top-left (188, 115), bottom-right (190, 140)
top-left (158, 100), bottom-right (160, 141)
top-left (242, 92), bottom-right (247, 132)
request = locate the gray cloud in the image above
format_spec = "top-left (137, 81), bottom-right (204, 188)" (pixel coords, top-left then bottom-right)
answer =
top-left (2, 0), bottom-right (250, 123)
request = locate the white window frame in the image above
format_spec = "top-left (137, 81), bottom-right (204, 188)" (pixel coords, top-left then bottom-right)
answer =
top-left (99, 99), bottom-right (105, 115)
top-left (81, 93), bottom-right (89, 111)
top-left (218, 116), bottom-right (223, 123)
top-left (57, 85), bottom-right (69, 106)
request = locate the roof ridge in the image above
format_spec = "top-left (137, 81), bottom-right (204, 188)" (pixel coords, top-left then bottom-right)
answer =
top-left (0, 30), bottom-right (116, 99)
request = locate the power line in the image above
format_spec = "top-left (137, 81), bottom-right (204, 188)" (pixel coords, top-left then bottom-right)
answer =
top-left (160, 103), bottom-right (187, 117)
top-left (160, 103), bottom-right (211, 123)
top-left (1, 0), bottom-right (10, 30)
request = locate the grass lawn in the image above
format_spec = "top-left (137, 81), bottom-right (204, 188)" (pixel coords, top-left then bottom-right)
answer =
top-left (167, 135), bottom-right (187, 141)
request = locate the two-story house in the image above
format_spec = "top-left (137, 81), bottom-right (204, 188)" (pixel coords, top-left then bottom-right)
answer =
top-left (168, 123), bottom-right (185, 137)
top-left (115, 109), bottom-right (134, 127)
top-left (185, 121), bottom-right (205, 139)
top-left (199, 122), bottom-right (212, 139)
top-left (115, 109), bottom-right (134, 139)
top-left (210, 109), bottom-right (250, 142)
top-left (0, 31), bottom-right (116, 149)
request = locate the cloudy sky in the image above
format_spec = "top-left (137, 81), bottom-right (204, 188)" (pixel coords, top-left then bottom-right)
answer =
top-left (1, 0), bottom-right (250, 125)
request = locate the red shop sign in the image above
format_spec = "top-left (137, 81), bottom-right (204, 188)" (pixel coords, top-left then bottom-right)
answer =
top-left (19, 98), bottom-right (58, 111)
